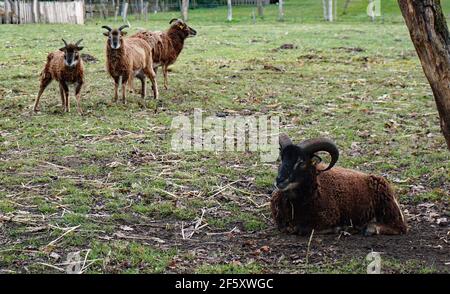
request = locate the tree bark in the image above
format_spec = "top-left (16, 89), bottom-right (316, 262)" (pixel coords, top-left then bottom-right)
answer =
top-left (398, 0), bottom-right (450, 149)
top-left (181, 0), bottom-right (189, 21)
top-left (227, 0), bottom-right (232, 22)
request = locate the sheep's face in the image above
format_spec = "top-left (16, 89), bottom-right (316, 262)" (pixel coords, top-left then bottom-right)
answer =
top-left (105, 29), bottom-right (126, 50)
top-left (60, 40), bottom-right (83, 68)
top-left (276, 134), bottom-right (338, 192)
top-left (102, 25), bottom-right (129, 50)
top-left (169, 19), bottom-right (197, 38)
top-left (276, 145), bottom-right (315, 191)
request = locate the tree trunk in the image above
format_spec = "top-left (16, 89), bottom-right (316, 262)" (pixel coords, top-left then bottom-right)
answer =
top-left (343, 0), bottom-right (351, 15)
top-left (327, 0), bottom-right (333, 22)
top-left (278, 0), bottom-right (284, 21)
top-left (121, 1), bottom-right (128, 21)
top-left (257, 0), bottom-right (264, 18)
top-left (181, 0), bottom-right (189, 21)
top-left (398, 0), bottom-right (450, 149)
top-left (322, 0), bottom-right (328, 21)
top-left (115, 0), bottom-right (120, 21)
top-left (227, 0), bottom-right (232, 22)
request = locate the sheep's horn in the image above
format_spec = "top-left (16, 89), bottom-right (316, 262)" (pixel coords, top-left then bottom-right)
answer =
top-left (169, 18), bottom-right (179, 24)
top-left (102, 25), bottom-right (112, 31)
top-left (279, 133), bottom-right (293, 149)
top-left (118, 24), bottom-right (129, 31)
top-left (75, 39), bottom-right (83, 46)
top-left (62, 38), bottom-right (68, 47)
top-left (298, 138), bottom-right (339, 172)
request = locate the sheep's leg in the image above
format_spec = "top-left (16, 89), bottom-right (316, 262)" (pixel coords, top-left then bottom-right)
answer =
top-left (143, 67), bottom-right (158, 100)
top-left (61, 82), bottom-right (70, 112)
top-left (121, 76), bottom-right (128, 104)
top-left (34, 76), bottom-right (52, 112)
top-left (163, 65), bottom-right (168, 90)
top-left (113, 83), bottom-right (119, 103)
top-left (75, 81), bottom-right (83, 115)
top-left (363, 222), bottom-right (406, 236)
top-left (135, 71), bottom-right (146, 97)
top-left (59, 84), bottom-right (66, 110)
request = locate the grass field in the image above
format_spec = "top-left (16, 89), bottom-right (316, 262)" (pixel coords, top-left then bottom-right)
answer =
top-left (0, 1), bottom-right (449, 273)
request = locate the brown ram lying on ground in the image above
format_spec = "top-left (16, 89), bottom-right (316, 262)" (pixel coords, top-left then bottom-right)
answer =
top-left (102, 25), bottom-right (158, 104)
top-left (271, 134), bottom-right (407, 236)
top-left (34, 39), bottom-right (85, 114)
top-left (132, 18), bottom-right (197, 90)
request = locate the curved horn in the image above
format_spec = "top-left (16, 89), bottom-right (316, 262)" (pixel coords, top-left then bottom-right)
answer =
top-left (75, 39), bottom-right (83, 46)
top-left (118, 24), bottom-right (129, 31)
top-left (298, 138), bottom-right (339, 172)
top-left (169, 18), bottom-right (179, 24)
top-left (279, 133), bottom-right (293, 150)
top-left (101, 25), bottom-right (112, 31)
top-left (62, 38), bottom-right (68, 47)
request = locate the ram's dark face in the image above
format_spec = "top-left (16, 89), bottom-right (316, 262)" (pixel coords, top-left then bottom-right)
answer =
top-left (276, 145), bottom-right (308, 190)
top-left (169, 19), bottom-right (197, 38)
top-left (275, 134), bottom-right (339, 191)
top-left (60, 40), bottom-right (83, 68)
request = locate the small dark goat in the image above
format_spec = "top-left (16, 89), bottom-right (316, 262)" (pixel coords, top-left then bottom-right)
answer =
top-left (132, 18), bottom-right (197, 90)
top-left (271, 134), bottom-right (407, 236)
top-left (34, 39), bottom-right (85, 114)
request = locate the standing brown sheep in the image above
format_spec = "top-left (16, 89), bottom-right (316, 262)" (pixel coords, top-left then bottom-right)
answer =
top-left (132, 18), bottom-right (197, 90)
top-left (34, 39), bottom-right (85, 114)
top-left (103, 25), bottom-right (158, 104)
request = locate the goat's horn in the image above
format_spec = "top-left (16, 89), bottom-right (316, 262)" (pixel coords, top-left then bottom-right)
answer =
top-left (298, 138), bottom-right (339, 172)
top-left (102, 25), bottom-right (112, 31)
top-left (118, 24), bottom-right (129, 31)
top-left (75, 39), bottom-right (83, 46)
top-left (279, 133), bottom-right (293, 149)
top-left (62, 38), bottom-right (68, 47)
top-left (169, 18), bottom-right (179, 24)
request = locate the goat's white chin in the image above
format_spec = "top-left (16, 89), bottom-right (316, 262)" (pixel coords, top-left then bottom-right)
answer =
top-left (111, 43), bottom-right (120, 49)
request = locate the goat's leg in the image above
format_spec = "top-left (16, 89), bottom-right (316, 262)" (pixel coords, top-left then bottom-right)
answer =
top-left (135, 71), bottom-right (146, 98)
top-left (121, 76), bottom-right (128, 104)
top-left (363, 222), bottom-right (406, 236)
top-left (59, 84), bottom-right (66, 111)
top-left (163, 65), bottom-right (168, 90)
top-left (75, 81), bottom-right (83, 115)
top-left (61, 82), bottom-right (70, 112)
top-left (34, 76), bottom-right (52, 112)
top-left (143, 67), bottom-right (159, 100)
top-left (113, 83), bottom-right (119, 103)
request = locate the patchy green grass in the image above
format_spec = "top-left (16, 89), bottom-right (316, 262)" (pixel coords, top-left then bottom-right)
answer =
top-left (0, 2), bottom-right (449, 274)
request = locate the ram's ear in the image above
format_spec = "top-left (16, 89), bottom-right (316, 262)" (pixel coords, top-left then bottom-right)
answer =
top-left (279, 133), bottom-right (293, 150)
top-left (77, 46), bottom-right (84, 51)
top-left (59, 47), bottom-right (66, 52)
top-left (103, 32), bottom-right (109, 36)
top-left (121, 31), bottom-right (127, 36)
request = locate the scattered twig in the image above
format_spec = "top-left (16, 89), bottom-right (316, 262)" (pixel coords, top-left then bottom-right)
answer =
top-left (305, 229), bottom-right (315, 265)
top-left (44, 225), bottom-right (80, 249)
